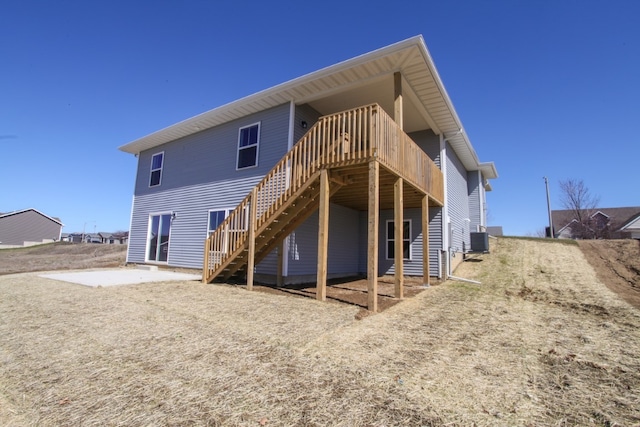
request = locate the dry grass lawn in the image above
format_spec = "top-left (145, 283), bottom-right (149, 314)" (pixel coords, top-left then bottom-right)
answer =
top-left (1, 238), bottom-right (639, 426)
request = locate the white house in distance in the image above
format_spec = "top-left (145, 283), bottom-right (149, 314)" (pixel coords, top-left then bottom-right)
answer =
top-left (119, 36), bottom-right (497, 311)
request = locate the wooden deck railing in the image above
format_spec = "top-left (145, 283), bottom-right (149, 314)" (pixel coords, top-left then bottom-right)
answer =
top-left (203, 104), bottom-right (444, 281)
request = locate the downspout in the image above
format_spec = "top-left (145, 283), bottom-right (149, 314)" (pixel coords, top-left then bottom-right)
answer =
top-left (281, 100), bottom-right (296, 280)
top-left (441, 134), bottom-right (480, 285)
top-left (439, 133), bottom-right (449, 279)
top-left (478, 170), bottom-right (485, 232)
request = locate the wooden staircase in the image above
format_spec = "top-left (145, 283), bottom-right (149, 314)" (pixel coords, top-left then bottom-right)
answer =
top-left (203, 104), bottom-right (444, 284)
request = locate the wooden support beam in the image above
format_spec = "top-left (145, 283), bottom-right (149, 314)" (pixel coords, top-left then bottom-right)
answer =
top-left (394, 177), bottom-right (404, 299)
top-left (316, 169), bottom-right (329, 301)
top-left (246, 187), bottom-right (257, 291)
top-left (422, 195), bottom-right (430, 286)
top-left (394, 72), bottom-right (403, 130)
top-left (202, 238), bottom-right (210, 284)
top-left (367, 160), bottom-right (379, 312)
top-left (277, 239), bottom-right (284, 287)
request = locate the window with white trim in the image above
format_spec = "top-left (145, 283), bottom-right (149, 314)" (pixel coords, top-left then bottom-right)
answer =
top-left (208, 209), bottom-right (228, 236)
top-left (236, 122), bottom-right (260, 169)
top-left (386, 219), bottom-right (411, 260)
top-left (149, 152), bottom-right (164, 187)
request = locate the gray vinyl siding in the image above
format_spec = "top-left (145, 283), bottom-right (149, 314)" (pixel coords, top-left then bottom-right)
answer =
top-left (128, 177), bottom-right (263, 268)
top-left (408, 129), bottom-right (441, 167)
top-left (0, 210), bottom-right (62, 246)
top-left (127, 103), bottom-right (291, 269)
top-left (287, 203), bottom-right (360, 277)
top-left (467, 170), bottom-right (481, 232)
top-left (446, 142), bottom-right (471, 253)
top-left (294, 104), bottom-right (322, 144)
top-left (134, 103), bottom-right (291, 197)
top-left (357, 207), bottom-right (442, 277)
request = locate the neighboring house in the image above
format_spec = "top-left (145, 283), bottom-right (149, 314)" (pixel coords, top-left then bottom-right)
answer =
top-left (486, 226), bottom-right (503, 237)
top-left (66, 231), bottom-right (129, 244)
top-left (98, 231), bottom-right (129, 244)
top-left (552, 207), bottom-right (640, 239)
top-left (119, 36), bottom-right (497, 310)
top-left (619, 214), bottom-right (640, 239)
top-left (0, 208), bottom-right (63, 247)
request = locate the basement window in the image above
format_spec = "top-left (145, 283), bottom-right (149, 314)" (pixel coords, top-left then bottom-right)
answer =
top-left (236, 122), bottom-right (260, 169)
top-left (386, 219), bottom-right (411, 260)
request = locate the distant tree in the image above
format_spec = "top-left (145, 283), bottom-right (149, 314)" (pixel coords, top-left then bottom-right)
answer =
top-left (558, 179), bottom-right (602, 239)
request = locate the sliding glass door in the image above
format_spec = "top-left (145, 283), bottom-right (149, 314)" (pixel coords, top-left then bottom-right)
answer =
top-left (148, 213), bottom-right (172, 263)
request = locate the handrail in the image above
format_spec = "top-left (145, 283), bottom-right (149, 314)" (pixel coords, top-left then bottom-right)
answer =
top-left (203, 103), bottom-right (444, 282)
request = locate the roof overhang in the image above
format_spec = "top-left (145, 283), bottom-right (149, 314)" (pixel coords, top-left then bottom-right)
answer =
top-left (119, 35), bottom-right (496, 181)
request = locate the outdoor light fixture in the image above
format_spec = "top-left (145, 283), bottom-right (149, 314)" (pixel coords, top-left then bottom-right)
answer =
top-left (301, 121), bottom-right (307, 129)
top-left (171, 211), bottom-right (177, 220)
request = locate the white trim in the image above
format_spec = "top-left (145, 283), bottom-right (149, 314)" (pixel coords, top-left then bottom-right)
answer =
top-left (440, 133), bottom-right (448, 252)
top-left (235, 122), bottom-right (261, 170)
top-left (620, 215), bottom-right (640, 231)
top-left (287, 101), bottom-right (295, 151)
top-left (282, 101), bottom-right (296, 278)
top-left (0, 208), bottom-right (64, 226)
top-left (385, 219), bottom-right (412, 261)
top-left (206, 207), bottom-right (235, 236)
top-left (149, 151), bottom-right (164, 187)
top-left (478, 170), bottom-right (485, 228)
top-left (125, 195), bottom-right (135, 262)
top-left (590, 210), bottom-right (610, 219)
top-left (118, 35), bottom-right (497, 186)
top-left (145, 211), bottom-right (173, 264)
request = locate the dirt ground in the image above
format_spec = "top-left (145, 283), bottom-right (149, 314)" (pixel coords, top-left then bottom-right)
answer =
top-left (1, 237), bottom-right (639, 426)
top-left (577, 239), bottom-right (640, 309)
top-left (0, 243), bottom-right (127, 275)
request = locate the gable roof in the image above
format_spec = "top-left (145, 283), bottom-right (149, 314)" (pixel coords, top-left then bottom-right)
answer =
top-left (0, 208), bottom-right (64, 226)
top-left (552, 207), bottom-right (640, 233)
top-left (620, 213), bottom-right (640, 231)
top-left (119, 35), bottom-right (496, 180)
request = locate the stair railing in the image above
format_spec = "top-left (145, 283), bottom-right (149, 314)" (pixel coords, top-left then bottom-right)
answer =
top-left (203, 103), bottom-right (444, 282)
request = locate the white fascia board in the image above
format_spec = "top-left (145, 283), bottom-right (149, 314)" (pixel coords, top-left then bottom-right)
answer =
top-left (119, 36), bottom-right (424, 155)
top-left (0, 208), bottom-right (64, 226)
top-left (620, 215), bottom-right (640, 230)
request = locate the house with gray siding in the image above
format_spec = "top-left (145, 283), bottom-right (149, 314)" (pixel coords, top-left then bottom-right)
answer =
top-left (119, 36), bottom-right (497, 310)
top-left (0, 208), bottom-right (63, 247)
top-left (552, 206), bottom-right (640, 239)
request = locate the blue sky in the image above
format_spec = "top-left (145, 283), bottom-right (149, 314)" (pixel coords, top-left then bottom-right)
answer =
top-left (2, 0), bottom-right (639, 236)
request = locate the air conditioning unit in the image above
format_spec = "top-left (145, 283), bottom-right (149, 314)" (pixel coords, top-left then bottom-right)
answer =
top-left (470, 232), bottom-right (489, 253)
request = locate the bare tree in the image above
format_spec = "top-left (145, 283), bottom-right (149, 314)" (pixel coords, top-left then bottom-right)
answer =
top-left (559, 179), bottom-right (601, 239)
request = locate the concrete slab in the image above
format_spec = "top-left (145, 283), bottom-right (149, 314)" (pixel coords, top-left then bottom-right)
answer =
top-left (39, 269), bottom-right (201, 287)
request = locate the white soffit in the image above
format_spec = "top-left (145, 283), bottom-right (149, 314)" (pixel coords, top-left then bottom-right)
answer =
top-left (118, 36), bottom-right (495, 178)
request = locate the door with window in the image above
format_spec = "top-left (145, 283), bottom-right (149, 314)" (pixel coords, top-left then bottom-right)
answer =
top-left (148, 213), bottom-right (172, 262)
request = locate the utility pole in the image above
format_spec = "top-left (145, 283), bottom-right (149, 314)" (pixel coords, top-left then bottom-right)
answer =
top-left (544, 177), bottom-right (554, 238)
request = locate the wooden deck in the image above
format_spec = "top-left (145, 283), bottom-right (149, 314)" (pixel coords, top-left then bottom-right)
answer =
top-left (203, 104), bottom-right (444, 311)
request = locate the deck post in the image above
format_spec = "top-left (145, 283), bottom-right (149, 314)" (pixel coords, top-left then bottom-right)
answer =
top-left (422, 195), bottom-right (430, 286)
top-left (277, 239), bottom-right (284, 287)
top-left (316, 169), bottom-right (329, 301)
top-left (367, 160), bottom-right (379, 312)
top-left (202, 237), bottom-right (210, 284)
top-left (246, 187), bottom-right (257, 291)
top-left (394, 177), bottom-right (404, 299)
top-left (394, 72), bottom-right (403, 130)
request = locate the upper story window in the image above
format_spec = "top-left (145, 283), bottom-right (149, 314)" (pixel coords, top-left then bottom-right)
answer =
top-left (386, 219), bottom-right (411, 260)
top-left (149, 152), bottom-right (164, 187)
top-left (236, 122), bottom-right (260, 169)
